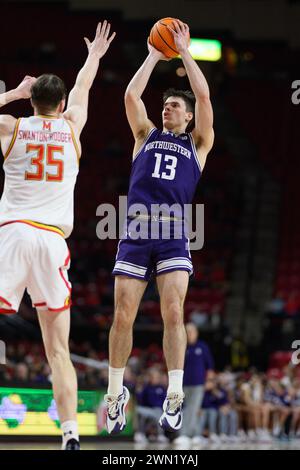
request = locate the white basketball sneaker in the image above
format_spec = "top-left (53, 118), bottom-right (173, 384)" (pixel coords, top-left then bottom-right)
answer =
top-left (159, 392), bottom-right (185, 432)
top-left (104, 386), bottom-right (130, 434)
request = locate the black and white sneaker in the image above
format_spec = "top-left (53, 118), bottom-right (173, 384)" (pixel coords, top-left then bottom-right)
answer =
top-left (64, 438), bottom-right (80, 450)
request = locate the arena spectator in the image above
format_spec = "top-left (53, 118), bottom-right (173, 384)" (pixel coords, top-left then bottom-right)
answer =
top-left (174, 322), bottom-right (214, 446)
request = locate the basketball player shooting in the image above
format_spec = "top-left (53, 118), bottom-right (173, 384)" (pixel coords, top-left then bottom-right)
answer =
top-left (105, 20), bottom-right (214, 434)
top-left (0, 21), bottom-right (115, 450)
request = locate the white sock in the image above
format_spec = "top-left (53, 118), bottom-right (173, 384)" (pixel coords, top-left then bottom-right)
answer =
top-left (108, 366), bottom-right (125, 396)
top-left (167, 369), bottom-right (184, 395)
top-left (61, 420), bottom-right (79, 448)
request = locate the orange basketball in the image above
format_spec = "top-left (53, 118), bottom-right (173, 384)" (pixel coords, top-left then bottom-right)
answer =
top-left (149, 18), bottom-right (189, 58)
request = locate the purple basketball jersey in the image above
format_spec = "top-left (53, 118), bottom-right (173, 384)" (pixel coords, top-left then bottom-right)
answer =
top-left (127, 128), bottom-right (201, 219)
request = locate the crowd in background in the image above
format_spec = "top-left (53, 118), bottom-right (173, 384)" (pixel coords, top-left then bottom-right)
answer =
top-left (134, 365), bottom-right (300, 445)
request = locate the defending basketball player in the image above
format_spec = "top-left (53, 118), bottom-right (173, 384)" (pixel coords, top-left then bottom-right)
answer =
top-left (105, 20), bottom-right (214, 434)
top-left (0, 21), bottom-right (115, 449)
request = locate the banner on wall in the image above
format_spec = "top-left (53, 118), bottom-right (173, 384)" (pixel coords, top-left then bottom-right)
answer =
top-left (0, 387), bottom-right (134, 436)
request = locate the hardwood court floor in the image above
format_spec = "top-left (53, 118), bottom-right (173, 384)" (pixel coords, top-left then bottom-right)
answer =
top-left (0, 440), bottom-right (300, 450)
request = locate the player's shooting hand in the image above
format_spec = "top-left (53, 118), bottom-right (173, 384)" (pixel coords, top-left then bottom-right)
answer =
top-left (15, 76), bottom-right (37, 99)
top-left (84, 21), bottom-right (116, 59)
top-left (167, 20), bottom-right (190, 55)
top-left (147, 39), bottom-right (171, 61)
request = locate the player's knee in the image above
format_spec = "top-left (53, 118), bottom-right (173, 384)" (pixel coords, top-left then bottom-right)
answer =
top-left (46, 346), bottom-right (70, 366)
top-left (162, 302), bottom-right (184, 328)
top-left (113, 305), bottom-right (135, 331)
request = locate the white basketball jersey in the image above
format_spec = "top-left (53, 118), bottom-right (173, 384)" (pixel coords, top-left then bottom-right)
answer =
top-left (0, 115), bottom-right (80, 238)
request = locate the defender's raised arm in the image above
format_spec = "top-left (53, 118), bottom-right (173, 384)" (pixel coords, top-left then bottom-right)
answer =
top-left (64, 21), bottom-right (116, 136)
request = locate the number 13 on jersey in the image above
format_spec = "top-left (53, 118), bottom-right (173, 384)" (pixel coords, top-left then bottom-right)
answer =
top-left (152, 153), bottom-right (178, 181)
top-left (25, 144), bottom-right (64, 182)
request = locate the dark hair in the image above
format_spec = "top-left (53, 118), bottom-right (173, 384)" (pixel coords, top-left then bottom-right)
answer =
top-left (163, 88), bottom-right (196, 131)
top-left (31, 74), bottom-right (67, 111)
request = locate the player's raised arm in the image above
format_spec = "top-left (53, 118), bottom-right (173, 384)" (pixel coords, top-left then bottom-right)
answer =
top-left (63, 21), bottom-right (116, 136)
top-left (0, 76), bottom-right (36, 137)
top-left (168, 21), bottom-right (214, 163)
top-left (125, 43), bottom-right (169, 141)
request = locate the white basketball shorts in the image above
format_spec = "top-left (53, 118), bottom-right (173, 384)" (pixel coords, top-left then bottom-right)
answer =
top-left (0, 221), bottom-right (71, 314)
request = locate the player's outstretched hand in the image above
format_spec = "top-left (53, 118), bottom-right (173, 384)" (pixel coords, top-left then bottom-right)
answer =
top-left (167, 20), bottom-right (190, 55)
top-left (15, 76), bottom-right (37, 99)
top-left (84, 21), bottom-right (116, 59)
